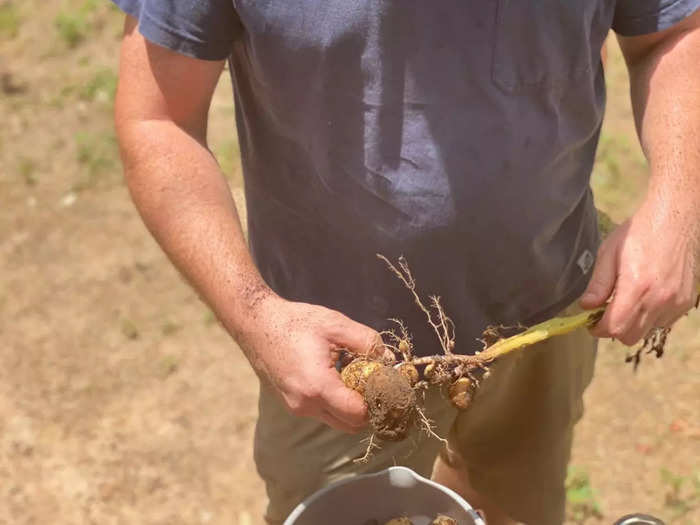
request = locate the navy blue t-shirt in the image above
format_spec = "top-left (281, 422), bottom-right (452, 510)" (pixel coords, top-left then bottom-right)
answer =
top-left (113, 0), bottom-right (700, 356)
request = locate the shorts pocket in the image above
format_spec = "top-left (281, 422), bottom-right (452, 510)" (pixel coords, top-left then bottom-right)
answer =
top-left (492, 0), bottom-right (602, 93)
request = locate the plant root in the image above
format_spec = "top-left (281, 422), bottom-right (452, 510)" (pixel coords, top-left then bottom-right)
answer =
top-left (626, 327), bottom-right (671, 371)
top-left (416, 406), bottom-right (447, 446)
top-left (342, 230), bottom-right (697, 447)
top-left (354, 433), bottom-right (380, 464)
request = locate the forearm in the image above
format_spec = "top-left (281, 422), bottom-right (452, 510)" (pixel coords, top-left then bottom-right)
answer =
top-left (627, 27), bottom-right (700, 219)
top-left (117, 119), bottom-right (275, 340)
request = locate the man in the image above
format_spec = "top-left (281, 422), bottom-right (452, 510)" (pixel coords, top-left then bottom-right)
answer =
top-left (112, 2), bottom-right (700, 523)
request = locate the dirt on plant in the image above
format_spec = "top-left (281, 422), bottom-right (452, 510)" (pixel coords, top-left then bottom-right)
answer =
top-left (363, 366), bottom-right (416, 442)
top-left (1, 3), bottom-right (698, 525)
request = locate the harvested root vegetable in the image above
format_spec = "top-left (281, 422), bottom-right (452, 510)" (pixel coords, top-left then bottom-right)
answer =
top-left (340, 359), bottom-right (383, 395)
top-left (341, 210), bottom-right (698, 454)
top-left (448, 377), bottom-right (474, 411)
top-left (396, 362), bottom-right (419, 386)
top-left (362, 365), bottom-right (416, 441)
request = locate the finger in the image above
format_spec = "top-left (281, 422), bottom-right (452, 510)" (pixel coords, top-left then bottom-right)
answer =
top-left (320, 373), bottom-right (369, 429)
top-left (580, 242), bottom-right (618, 309)
top-left (590, 279), bottom-right (644, 343)
top-left (618, 304), bottom-right (657, 346)
top-left (644, 276), bottom-right (696, 333)
top-left (332, 316), bottom-right (385, 359)
top-left (319, 409), bottom-right (364, 434)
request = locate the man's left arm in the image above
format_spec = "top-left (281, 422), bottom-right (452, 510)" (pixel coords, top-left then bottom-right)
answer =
top-left (581, 9), bottom-right (700, 344)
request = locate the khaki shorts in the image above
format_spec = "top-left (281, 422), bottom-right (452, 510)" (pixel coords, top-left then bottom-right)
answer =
top-left (254, 303), bottom-right (597, 525)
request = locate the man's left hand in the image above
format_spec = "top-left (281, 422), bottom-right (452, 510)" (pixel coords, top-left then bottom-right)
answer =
top-left (580, 196), bottom-right (699, 345)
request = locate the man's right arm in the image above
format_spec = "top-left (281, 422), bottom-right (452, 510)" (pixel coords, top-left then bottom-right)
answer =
top-left (115, 16), bottom-right (381, 433)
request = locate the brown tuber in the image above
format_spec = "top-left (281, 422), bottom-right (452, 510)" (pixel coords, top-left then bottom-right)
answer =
top-left (396, 362), bottom-right (419, 386)
top-left (448, 377), bottom-right (474, 411)
top-left (340, 359), bottom-right (383, 396)
top-left (363, 367), bottom-right (417, 441)
top-left (341, 359), bottom-right (417, 441)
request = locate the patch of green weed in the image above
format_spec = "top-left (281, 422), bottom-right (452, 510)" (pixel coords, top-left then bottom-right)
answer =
top-left (159, 355), bottom-right (180, 377)
top-left (591, 131), bottom-right (647, 216)
top-left (661, 468), bottom-right (700, 520)
top-left (81, 0), bottom-right (100, 15)
top-left (73, 130), bottom-right (118, 191)
top-left (18, 157), bottom-right (37, 186)
top-left (120, 318), bottom-right (139, 340)
top-left (212, 139), bottom-right (243, 183)
top-left (0, 2), bottom-right (21, 40)
top-left (161, 320), bottom-right (182, 336)
top-left (80, 68), bottom-right (118, 103)
top-left (54, 0), bottom-right (109, 47)
top-left (202, 309), bottom-right (218, 326)
top-left (566, 466), bottom-right (603, 524)
top-left (55, 11), bottom-right (89, 48)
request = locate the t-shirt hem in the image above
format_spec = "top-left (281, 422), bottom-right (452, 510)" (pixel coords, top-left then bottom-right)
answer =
top-left (613, 0), bottom-right (700, 36)
top-left (521, 270), bottom-right (593, 327)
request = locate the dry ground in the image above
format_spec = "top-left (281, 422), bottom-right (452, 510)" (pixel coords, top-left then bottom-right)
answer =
top-left (1, 3), bottom-right (698, 524)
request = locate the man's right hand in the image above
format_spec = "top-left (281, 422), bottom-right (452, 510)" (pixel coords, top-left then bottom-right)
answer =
top-left (115, 19), bottom-right (383, 434)
top-left (238, 296), bottom-right (385, 434)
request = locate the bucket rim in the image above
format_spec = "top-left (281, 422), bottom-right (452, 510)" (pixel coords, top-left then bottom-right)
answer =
top-left (283, 465), bottom-right (486, 525)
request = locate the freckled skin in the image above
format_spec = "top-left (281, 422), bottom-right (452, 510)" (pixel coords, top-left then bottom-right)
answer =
top-left (115, 17), bottom-right (388, 435)
top-left (582, 12), bottom-right (700, 343)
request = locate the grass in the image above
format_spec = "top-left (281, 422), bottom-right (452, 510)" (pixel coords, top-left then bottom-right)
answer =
top-left (566, 466), bottom-right (603, 524)
top-left (161, 320), bottom-right (182, 336)
top-left (661, 468), bottom-right (700, 521)
top-left (120, 318), bottom-right (139, 340)
top-left (212, 139), bottom-right (242, 182)
top-left (202, 309), bottom-right (218, 326)
top-left (73, 130), bottom-right (118, 191)
top-left (18, 157), bottom-right (37, 186)
top-left (54, 11), bottom-right (89, 48)
top-left (0, 2), bottom-right (21, 39)
top-left (54, 0), bottom-right (102, 48)
top-left (159, 355), bottom-right (180, 377)
top-left (591, 131), bottom-right (647, 216)
top-left (80, 67), bottom-right (118, 103)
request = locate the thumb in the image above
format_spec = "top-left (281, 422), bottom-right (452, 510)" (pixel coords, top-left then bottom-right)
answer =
top-left (332, 315), bottom-right (386, 360)
top-left (580, 242), bottom-right (618, 309)
top-left (320, 372), bottom-right (368, 429)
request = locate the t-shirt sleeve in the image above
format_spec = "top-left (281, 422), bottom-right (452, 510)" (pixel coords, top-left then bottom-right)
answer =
top-left (613, 0), bottom-right (700, 36)
top-left (111, 0), bottom-right (242, 60)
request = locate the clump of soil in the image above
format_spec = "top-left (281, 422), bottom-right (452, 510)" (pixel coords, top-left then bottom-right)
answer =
top-left (363, 366), bottom-right (416, 441)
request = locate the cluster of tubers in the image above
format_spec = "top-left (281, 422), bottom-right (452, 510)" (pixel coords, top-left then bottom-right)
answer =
top-left (341, 356), bottom-right (473, 442)
top-left (339, 211), bottom-right (694, 450)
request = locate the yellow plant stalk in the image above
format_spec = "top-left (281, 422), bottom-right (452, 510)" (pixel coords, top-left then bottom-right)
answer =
top-left (478, 307), bottom-right (605, 360)
top-left (381, 210), bottom-right (698, 369)
top-left (470, 209), bottom-right (699, 362)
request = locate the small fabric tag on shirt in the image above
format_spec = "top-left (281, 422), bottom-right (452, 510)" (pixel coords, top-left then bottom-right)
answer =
top-left (577, 249), bottom-right (594, 275)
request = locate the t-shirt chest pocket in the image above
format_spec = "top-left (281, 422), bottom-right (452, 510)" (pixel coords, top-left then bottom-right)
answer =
top-left (492, 0), bottom-right (605, 93)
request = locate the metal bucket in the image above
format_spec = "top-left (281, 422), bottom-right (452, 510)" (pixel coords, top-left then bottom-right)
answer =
top-left (284, 466), bottom-right (486, 525)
